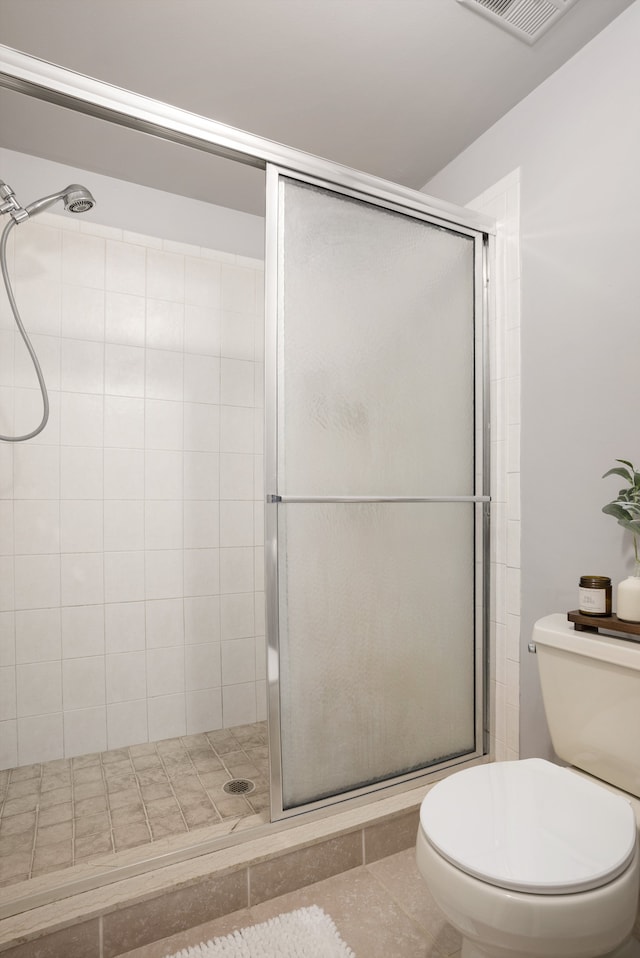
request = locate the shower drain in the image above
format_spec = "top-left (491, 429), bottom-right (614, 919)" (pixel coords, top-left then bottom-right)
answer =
top-left (223, 778), bottom-right (256, 796)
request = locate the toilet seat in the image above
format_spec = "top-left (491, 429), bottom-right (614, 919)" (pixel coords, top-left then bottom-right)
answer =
top-left (420, 758), bottom-right (637, 895)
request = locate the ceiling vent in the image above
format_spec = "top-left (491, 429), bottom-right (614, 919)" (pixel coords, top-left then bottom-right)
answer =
top-left (456, 0), bottom-right (579, 44)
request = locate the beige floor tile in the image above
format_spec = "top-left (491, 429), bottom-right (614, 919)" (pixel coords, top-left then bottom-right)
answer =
top-left (73, 782), bottom-right (107, 804)
top-left (367, 849), bottom-right (462, 956)
top-left (137, 767), bottom-right (169, 787)
top-left (139, 781), bottom-right (174, 802)
top-left (0, 873), bottom-right (29, 888)
top-left (0, 831), bottom-right (32, 854)
top-left (39, 784), bottom-right (72, 807)
top-left (38, 801), bottom-right (73, 827)
top-left (181, 800), bottom-right (221, 829)
top-left (219, 749), bottom-right (247, 767)
top-left (206, 731), bottom-right (237, 751)
top-left (2, 793), bottom-right (39, 815)
top-left (110, 802), bottom-right (147, 827)
top-left (225, 761), bottom-right (260, 780)
top-left (249, 865), bottom-right (443, 958)
top-left (0, 851), bottom-right (32, 881)
top-left (6, 777), bottom-right (41, 798)
top-left (0, 810), bottom-right (35, 835)
top-left (149, 810), bottom-right (187, 839)
top-left (164, 763), bottom-right (194, 781)
top-left (192, 756), bottom-right (224, 773)
top-left (73, 783), bottom-right (107, 818)
top-left (35, 819), bottom-right (73, 847)
top-left (32, 838), bottom-right (73, 873)
top-left (106, 770), bottom-right (138, 793)
top-left (186, 745), bottom-right (216, 759)
top-left (248, 791), bottom-right (270, 813)
top-left (214, 795), bottom-right (252, 819)
top-left (233, 726), bottom-right (266, 746)
top-left (113, 823), bottom-right (152, 851)
top-left (102, 748), bottom-right (132, 765)
top-left (74, 830), bottom-right (113, 860)
top-left (200, 769), bottom-right (231, 788)
top-left (109, 786), bottom-right (142, 809)
top-left (72, 751), bottom-right (101, 768)
top-left (129, 742), bottom-right (159, 757)
top-left (41, 771), bottom-right (71, 791)
top-left (75, 811), bottom-right (110, 838)
top-left (73, 764), bottom-right (104, 785)
top-left (171, 777), bottom-right (205, 799)
top-left (9, 764), bottom-right (41, 782)
top-left (132, 753), bottom-right (163, 770)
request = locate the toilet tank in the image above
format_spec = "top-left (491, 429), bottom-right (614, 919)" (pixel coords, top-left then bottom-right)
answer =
top-left (533, 613), bottom-right (640, 799)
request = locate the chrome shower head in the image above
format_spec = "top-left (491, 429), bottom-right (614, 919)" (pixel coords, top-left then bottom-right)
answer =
top-left (63, 185), bottom-right (96, 214)
top-left (24, 183), bottom-right (96, 219)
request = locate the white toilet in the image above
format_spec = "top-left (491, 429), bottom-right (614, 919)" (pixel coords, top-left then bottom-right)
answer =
top-left (416, 613), bottom-right (640, 958)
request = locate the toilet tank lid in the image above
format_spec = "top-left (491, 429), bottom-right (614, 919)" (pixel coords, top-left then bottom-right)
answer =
top-left (533, 613), bottom-right (640, 671)
top-left (420, 759), bottom-right (637, 894)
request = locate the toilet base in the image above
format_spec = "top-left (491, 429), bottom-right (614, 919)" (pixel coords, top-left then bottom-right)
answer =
top-left (460, 936), bottom-right (640, 958)
top-left (416, 827), bottom-right (640, 958)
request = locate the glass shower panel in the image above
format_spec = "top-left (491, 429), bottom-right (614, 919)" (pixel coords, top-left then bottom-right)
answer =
top-left (269, 171), bottom-right (485, 817)
top-left (278, 502), bottom-right (476, 809)
top-left (278, 180), bottom-right (475, 498)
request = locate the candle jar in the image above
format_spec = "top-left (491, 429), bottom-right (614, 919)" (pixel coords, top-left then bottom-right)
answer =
top-left (616, 564), bottom-right (640, 622)
top-left (579, 575), bottom-right (612, 616)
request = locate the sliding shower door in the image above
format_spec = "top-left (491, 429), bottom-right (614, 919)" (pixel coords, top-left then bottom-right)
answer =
top-left (265, 167), bottom-right (489, 818)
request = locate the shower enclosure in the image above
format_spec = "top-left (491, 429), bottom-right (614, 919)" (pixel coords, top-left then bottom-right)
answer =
top-left (0, 42), bottom-right (493, 908)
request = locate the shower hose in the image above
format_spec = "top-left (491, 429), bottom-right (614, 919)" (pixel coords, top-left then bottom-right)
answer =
top-left (0, 215), bottom-right (50, 442)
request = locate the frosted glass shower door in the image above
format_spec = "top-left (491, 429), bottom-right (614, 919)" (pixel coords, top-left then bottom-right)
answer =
top-left (266, 169), bottom-right (488, 817)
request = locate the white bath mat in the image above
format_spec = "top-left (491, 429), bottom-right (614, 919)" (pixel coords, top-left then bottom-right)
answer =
top-left (165, 905), bottom-right (356, 957)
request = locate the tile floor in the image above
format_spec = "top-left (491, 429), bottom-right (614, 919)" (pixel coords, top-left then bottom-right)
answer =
top-left (0, 722), bottom-right (269, 887)
top-left (119, 847), bottom-right (464, 958)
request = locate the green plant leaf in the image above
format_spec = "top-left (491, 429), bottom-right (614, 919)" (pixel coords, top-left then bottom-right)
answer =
top-left (602, 502), bottom-right (633, 521)
top-left (603, 466), bottom-right (633, 483)
top-left (603, 461), bottom-right (640, 557)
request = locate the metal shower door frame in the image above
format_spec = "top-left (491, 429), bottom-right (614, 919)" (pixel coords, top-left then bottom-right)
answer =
top-left (264, 164), bottom-right (492, 821)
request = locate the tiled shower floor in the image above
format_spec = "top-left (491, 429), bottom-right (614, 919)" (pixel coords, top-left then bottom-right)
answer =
top-left (0, 722), bottom-right (269, 888)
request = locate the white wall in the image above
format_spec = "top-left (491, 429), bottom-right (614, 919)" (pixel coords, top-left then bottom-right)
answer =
top-left (423, 2), bottom-right (640, 758)
top-left (0, 149), bottom-right (264, 260)
top-left (0, 151), bottom-right (265, 768)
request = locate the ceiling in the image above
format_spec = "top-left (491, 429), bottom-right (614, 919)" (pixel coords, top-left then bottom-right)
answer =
top-left (0, 0), bottom-right (634, 215)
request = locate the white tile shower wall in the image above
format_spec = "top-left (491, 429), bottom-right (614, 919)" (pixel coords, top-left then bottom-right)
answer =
top-left (469, 170), bottom-right (521, 761)
top-left (0, 212), bottom-right (265, 769)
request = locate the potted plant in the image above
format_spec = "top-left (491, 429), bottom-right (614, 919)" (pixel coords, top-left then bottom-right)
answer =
top-left (603, 459), bottom-right (640, 621)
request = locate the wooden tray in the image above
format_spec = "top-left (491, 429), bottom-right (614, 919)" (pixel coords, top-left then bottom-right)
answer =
top-left (567, 610), bottom-right (640, 636)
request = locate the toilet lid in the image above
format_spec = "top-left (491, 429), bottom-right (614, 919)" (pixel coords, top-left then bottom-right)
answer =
top-left (420, 759), bottom-right (637, 894)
